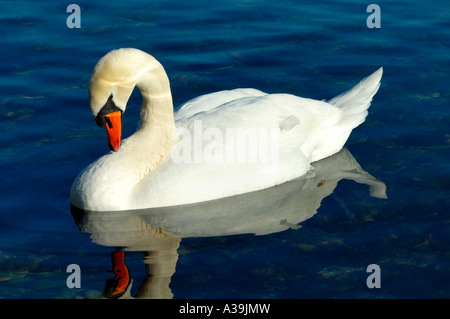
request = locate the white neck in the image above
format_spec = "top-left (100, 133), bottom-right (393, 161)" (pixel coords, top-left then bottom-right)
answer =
top-left (135, 61), bottom-right (175, 128)
top-left (72, 50), bottom-right (178, 211)
top-left (116, 61), bottom-right (176, 184)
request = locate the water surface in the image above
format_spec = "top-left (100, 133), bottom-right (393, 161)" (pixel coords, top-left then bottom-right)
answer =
top-left (0, 0), bottom-right (449, 298)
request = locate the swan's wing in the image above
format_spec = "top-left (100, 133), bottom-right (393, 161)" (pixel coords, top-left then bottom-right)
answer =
top-left (174, 88), bottom-right (266, 121)
top-left (175, 93), bottom-right (343, 160)
top-left (173, 68), bottom-right (383, 163)
top-left (136, 94), bottom-right (340, 207)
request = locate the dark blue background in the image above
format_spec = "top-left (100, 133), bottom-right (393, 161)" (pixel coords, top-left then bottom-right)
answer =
top-left (0, 0), bottom-right (448, 298)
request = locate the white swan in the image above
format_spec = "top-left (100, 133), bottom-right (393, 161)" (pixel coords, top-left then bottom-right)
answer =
top-left (70, 48), bottom-right (382, 211)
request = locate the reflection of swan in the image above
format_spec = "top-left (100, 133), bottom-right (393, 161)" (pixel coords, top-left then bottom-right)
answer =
top-left (71, 148), bottom-right (386, 298)
top-left (70, 48), bottom-right (383, 211)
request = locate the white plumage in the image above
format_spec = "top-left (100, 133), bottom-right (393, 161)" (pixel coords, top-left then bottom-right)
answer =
top-left (70, 48), bottom-right (382, 211)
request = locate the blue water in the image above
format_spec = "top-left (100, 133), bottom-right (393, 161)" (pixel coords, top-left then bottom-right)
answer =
top-left (1, 0), bottom-right (449, 299)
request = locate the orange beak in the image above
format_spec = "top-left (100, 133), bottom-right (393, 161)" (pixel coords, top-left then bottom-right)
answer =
top-left (104, 111), bottom-right (122, 152)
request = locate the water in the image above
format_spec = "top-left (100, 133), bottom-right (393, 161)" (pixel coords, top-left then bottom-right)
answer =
top-left (0, 0), bottom-right (449, 299)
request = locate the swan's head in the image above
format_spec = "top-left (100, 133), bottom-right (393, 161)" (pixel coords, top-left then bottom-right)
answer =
top-left (88, 48), bottom-right (158, 151)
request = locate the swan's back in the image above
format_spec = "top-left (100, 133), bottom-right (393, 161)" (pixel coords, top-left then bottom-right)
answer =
top-left (174, 88), bottom-right (267, 121)
top-left (175, 67), bottom-right (383, 163)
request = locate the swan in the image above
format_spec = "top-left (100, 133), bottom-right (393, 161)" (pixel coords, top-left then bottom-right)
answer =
top-left (70, 48), bottom-right (383, 211)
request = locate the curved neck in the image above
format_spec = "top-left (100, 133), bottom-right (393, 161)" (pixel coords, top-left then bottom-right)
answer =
top-left (136, 61), bottom-right (175, 131)
top-left (119, 61), bottom-right (176, 185)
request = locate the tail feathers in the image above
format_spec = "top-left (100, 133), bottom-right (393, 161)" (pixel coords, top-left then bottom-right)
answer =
top-left (304, 68), bottom-right (383, 163)
top-left (328, 67), bottom-right (383, 116)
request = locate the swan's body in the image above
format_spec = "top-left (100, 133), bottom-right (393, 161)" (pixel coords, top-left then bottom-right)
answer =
top-left (70, 48), bottom-right (382, 211)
